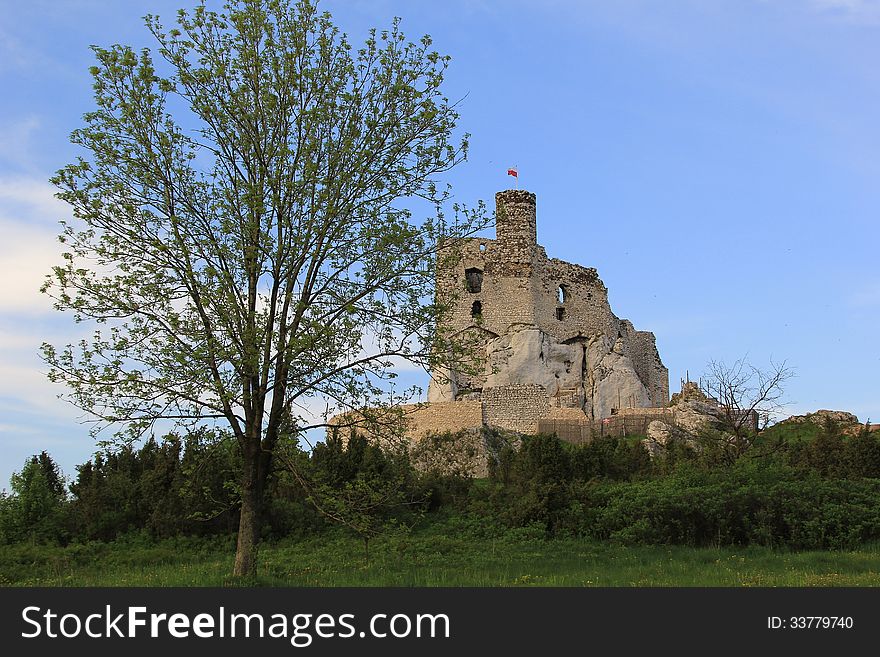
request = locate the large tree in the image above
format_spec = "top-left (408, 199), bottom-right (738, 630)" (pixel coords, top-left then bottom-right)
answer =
top-left (42, 0), bottom-right (485, 576)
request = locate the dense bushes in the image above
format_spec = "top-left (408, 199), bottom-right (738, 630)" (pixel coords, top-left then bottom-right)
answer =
top-left (3, 419), bottom-right (880, 552)
top-left (581, 465), bottom-right (880, 549)
top-left (0, 452), bottom-right (68, 544)
top-left (778, 421), bottom-right (880, 478)
top-left (67, 429), bottom-right (243, 541)
top-left (480, 425), bottom-right (880, 549)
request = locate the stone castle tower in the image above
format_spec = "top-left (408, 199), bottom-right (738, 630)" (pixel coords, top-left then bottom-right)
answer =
top-left (427, 189), bottom-right (668, 432)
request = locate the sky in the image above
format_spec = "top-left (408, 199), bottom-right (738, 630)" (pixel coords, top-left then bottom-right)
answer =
top-left (0, 0), bottom-right (878, 487)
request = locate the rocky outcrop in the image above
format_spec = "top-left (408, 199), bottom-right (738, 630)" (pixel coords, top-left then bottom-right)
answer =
top-left (586, 336), bottom-right (651, 420)
top-left (669, 381), bottom-right (706, 406)
top-left (644, 420), bottom-right (696, 455)
top-left (781, 410), bottom-right (860, 426)
top-left (468, 325), bottom-right (653, 421)
top-left (483, 327), bottom-right (584, 399)
top-left (673, 399), bottom-right (725, 434)
top-left (639, 386), bottom-right (728, 457)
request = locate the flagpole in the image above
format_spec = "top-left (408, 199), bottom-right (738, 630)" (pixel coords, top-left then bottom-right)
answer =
top-left (507, 165), bottom-right (519, 188)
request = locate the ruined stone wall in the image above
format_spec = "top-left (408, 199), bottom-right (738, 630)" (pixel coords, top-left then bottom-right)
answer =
top-left (482, 384), bottom-right (550, 434)
top-left (622, 323), bottom-right (670, 407)
top-left (429, 188), bottom-right (669, 415)
top-left (401, 400), bottom-right (483, 438)
top-left (435, 236), bottom-right (536, 339)
top-left (535, 259), bottom-right (617, 341)
top-left (495, 189), bottom-right (537, 263)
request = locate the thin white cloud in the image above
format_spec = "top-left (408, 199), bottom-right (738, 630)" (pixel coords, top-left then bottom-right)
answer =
top-left (0, 176), bottom-right (68, 314)
top-left (0, 27), bottom-right (32, 74)
top-left (0, 175), bottom-right (64, 223)
top-left (847, 280), bottom-right (880, 308)
top-left (0, 116), bottom-right (41, 170)
top-left (805, 0), bottom-right (880, 23)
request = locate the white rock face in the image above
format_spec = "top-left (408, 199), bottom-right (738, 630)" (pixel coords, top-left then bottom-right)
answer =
top-left (427, 365), bottom-right (457, 402)
top-left (484, 327), bottom-right (584, 399)
top-left (782, 410), bottom-right (860, 426)
top-left (673, 400), bottom-right (724, 434)
top-left (643, 420), bottom-right (702, 455)
top-left (430, 325), bottom-right (653, 419)
top-left (645, 420), bottom-right (691, 445)
top-left (585, 335), bottom-right (651, 420)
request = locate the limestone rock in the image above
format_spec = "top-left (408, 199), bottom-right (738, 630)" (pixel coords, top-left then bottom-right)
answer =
top-left (585, 335), bottom-right (650, 419)
top-left (645, 420), bottom-right (692, 445)
top-left (409, 428), bottom-right (489, 478)
top-left (669, 381), bottom-right (708, 405)
top-left (782, 410), bottom-right (860, 426)
top-left (481, 327), bottom-right (654, 420)
top-left (642, 419), bottom-right (700, 455)
top-left (673, 399), bottom-right (724, 434)
top-left (427, 365), bottom-right (456, 402)
top-left (483, 327), bottom-right (585, 400)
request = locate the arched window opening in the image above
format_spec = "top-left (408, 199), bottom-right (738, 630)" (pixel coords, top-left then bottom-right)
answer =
top-left (465, 268), bottom-right (483, 293)
top-left (471, 300), bottom-right (483, 318)
top-left (556, 307), bottom-right (566, 321)
top-left (557, 285), bottom-right (568, 304)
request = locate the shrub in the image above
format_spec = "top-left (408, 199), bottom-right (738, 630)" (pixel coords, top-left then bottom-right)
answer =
top-left (0, 453), bottom-right (69, 544)
top-left (578, 464), bottom-right (880, 549)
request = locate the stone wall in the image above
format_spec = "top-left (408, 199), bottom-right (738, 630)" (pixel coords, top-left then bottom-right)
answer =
top-left (400, 400), bottom-right (483, 438)
top-left (495, 189), bottom-right (537, 263)
top-left (535, 258), bottom-right (617, 341)
top-left (430, 189), bottom-right (669, 420)
top-left (482, 384), bottom-right (551, 434)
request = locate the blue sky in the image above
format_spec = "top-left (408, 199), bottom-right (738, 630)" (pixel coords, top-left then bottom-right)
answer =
top-left (1, 0), bottom-right (878, 487)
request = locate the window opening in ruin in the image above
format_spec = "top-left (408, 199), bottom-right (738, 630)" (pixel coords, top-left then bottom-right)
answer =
top-left (465, 268), bottom-right (483, 293)
top-left (556, 307), bottom-right (565, 321)
top-left (471, 300), bottom-right (483, 318)
top-left (557, 285), bottom-right (568, 303)
top-left (479, 243), bottom-right (486, 252)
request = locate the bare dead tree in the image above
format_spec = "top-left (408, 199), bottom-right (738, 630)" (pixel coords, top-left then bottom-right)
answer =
top-left (699, 356), bottom-right (794, 458)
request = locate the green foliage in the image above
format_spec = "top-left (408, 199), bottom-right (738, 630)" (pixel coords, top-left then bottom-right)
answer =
top-left (41, 0), bottom-right (488, 576)
top-left (3, 524), bottom-right (880, 587)
top-left (770, 419), bottom-right (880, 479)
top-left (68, 429), bottom-right (241, 541)
top-left (571, 435), bottom-right (653, 480)
top-left (843, 428), bottom-right (880, 478)
top-left (7, 419), bottom-right (880, 558)
top-left (303, 434), bottom-right (427, 557)
top-left (0, 453), bottom-right (68, 544)
top-left (580, 463), bottom-right (880, 550)
top-left (484, 434), bottom-right (652, 535)
top-left (757, 419), bottom-right (823, 445)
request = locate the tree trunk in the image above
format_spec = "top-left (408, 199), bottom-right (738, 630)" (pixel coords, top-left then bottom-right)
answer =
top-left (233, 442), bottom-right (262, 578)
top-left (233, 489), bottom-right (259, 577)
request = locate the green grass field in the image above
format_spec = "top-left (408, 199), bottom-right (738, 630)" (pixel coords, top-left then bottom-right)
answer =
top-left (3, 521), bottom-right (879, 587)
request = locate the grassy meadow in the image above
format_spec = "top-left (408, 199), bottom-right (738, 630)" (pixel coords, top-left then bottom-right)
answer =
top-left (3, 520), bottom-right (879, 587)
top-left (5, 424), bottom-right (880, 587)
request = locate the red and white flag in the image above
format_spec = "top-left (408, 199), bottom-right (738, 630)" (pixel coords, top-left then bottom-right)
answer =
top-left (507, 167), bottom-right (518, 178)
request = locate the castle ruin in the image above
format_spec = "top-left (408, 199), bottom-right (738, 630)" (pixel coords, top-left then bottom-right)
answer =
top-left (418, 189), bottom-right (669, 439)
top-left (329, 189), bottom-right (670, 461)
